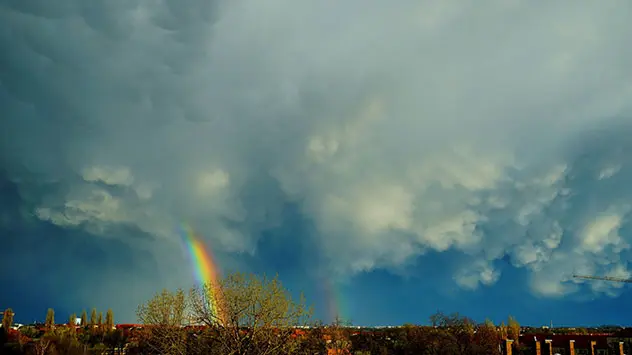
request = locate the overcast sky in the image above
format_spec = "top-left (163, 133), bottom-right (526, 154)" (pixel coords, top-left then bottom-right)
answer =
top-left (2, 0), bottom-right (632, 325)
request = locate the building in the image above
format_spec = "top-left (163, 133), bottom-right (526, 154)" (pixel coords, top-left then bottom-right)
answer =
top-left (517, 333), bottom-right (628, 355)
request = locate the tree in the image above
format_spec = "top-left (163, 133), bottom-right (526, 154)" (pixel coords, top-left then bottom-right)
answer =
top-left (508, 315), bottom-right (520, 346)
top-left (97, 311), bottom-right (103, 327)
top-left (68, 313), bottom-right (77, 335)
top-left (325, 316), bottom-right (352, 354)
top-left (2, 308), bottom-right (14, 330)
top-left (427, 311), bottom-right (475, 354)
top-left (19, 325), bottom-right (39, 339)
top-left (90, 308), bottom-right (97, 327)
top-left (396, 324), bottom-right (431, 354)
top-left (105, 309), bottom-right (114, 330)
top-left (80, 310), bottom-right (87, 327)
top-left (103, 328), bottom-right (127, 354)
top-left (189, 272), bottom-right (313, 355)
top-left (296, 324), bottom-right (327, 355)
top-left (473, 320), bottom-right (501, 355)
top-left (577, 327), bottom-right (588, 335)
top-left (45, 308), bottom-right (55, 330)
top-left (34, 338), bottom-right (52, 355)
top-left (48, 327), bottom-right (84, 355)
top-left (137, 288), bottom-right (189, 355)
top-left (499, 321), bottom-right (508, 340)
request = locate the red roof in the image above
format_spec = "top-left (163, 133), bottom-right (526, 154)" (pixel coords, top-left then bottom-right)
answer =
top-left (116, 324), bottom-right (143, 329)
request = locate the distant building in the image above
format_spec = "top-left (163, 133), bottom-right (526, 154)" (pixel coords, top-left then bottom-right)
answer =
top-left (75, 318), bottom-right (82, 326)
top-left (521, 333), bottom-right (627, 355)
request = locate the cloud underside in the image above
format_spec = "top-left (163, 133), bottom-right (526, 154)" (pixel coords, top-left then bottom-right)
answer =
top-left (3, 0), bottom-right (632, 300)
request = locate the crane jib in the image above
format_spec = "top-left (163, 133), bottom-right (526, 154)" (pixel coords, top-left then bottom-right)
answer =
top-left (572, 275), bottom-right (632, 283)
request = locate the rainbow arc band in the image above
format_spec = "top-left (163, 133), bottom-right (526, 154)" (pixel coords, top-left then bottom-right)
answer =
top-left (180, 223), bottom-right (228, 325)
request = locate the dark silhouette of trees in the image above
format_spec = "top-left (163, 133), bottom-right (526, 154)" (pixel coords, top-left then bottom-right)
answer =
top-left (0, 325), bottom-right (7, 351)
top-left (295, 324), bottom-right (327, 355)
top-left (103, 328), bottom-right (127, 354)
top-left (427, 311), bottom-right (476, 354)
top-left (386, 312), bottom-right (504, 355)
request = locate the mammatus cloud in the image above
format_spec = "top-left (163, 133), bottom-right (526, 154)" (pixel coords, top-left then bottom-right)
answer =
top-left (2, 0), bottom-right (632, 311)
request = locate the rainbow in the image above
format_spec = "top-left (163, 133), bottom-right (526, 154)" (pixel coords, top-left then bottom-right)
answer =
top-left (321, 276), bottom-right (349, 324)
top-left (179, 223), bottom-right (227, 325)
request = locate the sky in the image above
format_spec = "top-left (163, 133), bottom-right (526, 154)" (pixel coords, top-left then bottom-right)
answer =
top-left (2, 0), bottom-right (632, 327)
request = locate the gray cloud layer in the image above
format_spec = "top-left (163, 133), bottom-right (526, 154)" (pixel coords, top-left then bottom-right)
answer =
top-left (3, 0), bottom-right (632, 305)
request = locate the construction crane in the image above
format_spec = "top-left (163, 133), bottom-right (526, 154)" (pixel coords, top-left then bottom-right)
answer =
top-left (573, 275), bottom-right (632, 283)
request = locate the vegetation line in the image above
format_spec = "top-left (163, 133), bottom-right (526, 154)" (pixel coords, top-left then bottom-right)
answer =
top-left (2, 272), bottom-right (631, 354)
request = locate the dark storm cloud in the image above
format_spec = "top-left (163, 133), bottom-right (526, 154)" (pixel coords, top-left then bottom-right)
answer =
top-left (2, 0), bottom-right (632, 321)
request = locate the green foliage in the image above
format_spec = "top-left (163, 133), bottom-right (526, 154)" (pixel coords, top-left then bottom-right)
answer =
top-left (499, 321), bottom-right (508, 339)
top-left (507, 315), bottom-right (520, 345)
top-left (137, 288), bottom-right (188, 327)
top-left (90, 308), bottom-right (97, 327)
top-left (77, 329), bottom-right (92, 345)
top-left (45, 308), bottom-right (55, 329)
top-left (136, 288), bottom-right (189, 355)
top-left (81, 327), bottom-right (106, 348)
top-left (45, 327), bottom-right (85, 355)
top-left (577, 327), bottom-right (588, 334)
top-left (19, 326), bottom-right (40, 339)
top-left (91, 343), bottom-right (108, 353)
top-left (3, 273), bottom-right (536, 355)
top-left (476, 319), bottom-right (501, 355)
top-left (68, 313), bottom-right (77, 337)
top-left (105, 309), bottom-right (114, 330)
top-left (326, 316), bottom-right (352, 353)
top-left (189, 272), bottom-right (313, 355)
top-left (190, 272), bottom-right (312, 328)
top-left (2, 309), bottom-right (14, 330)
top-left (81, 310), bottom-right (87, 327)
